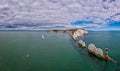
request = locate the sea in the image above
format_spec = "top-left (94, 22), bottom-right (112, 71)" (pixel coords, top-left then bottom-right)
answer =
top-left (0, 31), bottom-right (119, 71)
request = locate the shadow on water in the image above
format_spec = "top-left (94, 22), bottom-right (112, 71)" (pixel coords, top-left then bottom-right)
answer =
top-left (68, 36), bottom-right (119, 71)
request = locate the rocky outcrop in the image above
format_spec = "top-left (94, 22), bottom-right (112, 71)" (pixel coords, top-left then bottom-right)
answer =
top-left (94, 48), bottom-right (103, 57)
top-left (88, 43), bottom-right (97, 53)
top-left (72, 29), bottom-right (82, 40)
top-left (71, 28), bottom-right (88, 40)
top-left (49, 28), bottom-right (115, 62)
top-left (88, 43), bottom-right (113, 61)
top-left (49, 28), bottom-right (88, 49)
top-left (49, 30), bottom-right (66, 33)
top-left (78, 40), bottom-right (86, 48)
top-left (49, 28), bottom-right (88, 40)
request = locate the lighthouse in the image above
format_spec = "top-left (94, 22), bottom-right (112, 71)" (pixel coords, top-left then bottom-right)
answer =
top-left (105, 48), bottom-right (108, 58)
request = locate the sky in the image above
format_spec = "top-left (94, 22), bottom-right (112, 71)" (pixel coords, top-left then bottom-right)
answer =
top-left (0, 0), bottom-right (120, 30)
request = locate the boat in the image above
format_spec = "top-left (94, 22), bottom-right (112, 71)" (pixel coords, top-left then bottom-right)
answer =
top-left (26, 54), bottom-right (29, 58)
top-left (41, 35), bottom-right (45, 39)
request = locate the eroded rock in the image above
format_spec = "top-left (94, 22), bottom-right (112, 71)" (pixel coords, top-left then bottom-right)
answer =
top-left (88, 43), bottom-right (113, 62)
top-left (88, 43), bottom-right (96, 53)
top-left (79, 40), bottom-right (86, 48)
top-left (49, 28), bottom-right (88, 40)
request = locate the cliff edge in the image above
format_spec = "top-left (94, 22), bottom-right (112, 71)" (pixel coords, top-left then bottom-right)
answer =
top-left (49, 28), bottom-right (88, 40)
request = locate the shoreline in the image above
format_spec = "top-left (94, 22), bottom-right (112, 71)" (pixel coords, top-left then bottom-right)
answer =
top-left (49, 28), bottom-right (116, 63)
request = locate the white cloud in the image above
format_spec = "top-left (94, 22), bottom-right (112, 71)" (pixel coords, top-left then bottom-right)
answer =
top-left (0, 0), bottom-right (120, 29)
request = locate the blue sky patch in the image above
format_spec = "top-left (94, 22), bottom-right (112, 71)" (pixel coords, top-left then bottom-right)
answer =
top-left (71, 20), bottom-right (93, 25)
top-left (109, 21), bottom-right (120, 27)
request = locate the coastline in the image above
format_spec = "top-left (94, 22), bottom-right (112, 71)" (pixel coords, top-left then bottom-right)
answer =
top-left (49, 28), bottom-right (116, 63)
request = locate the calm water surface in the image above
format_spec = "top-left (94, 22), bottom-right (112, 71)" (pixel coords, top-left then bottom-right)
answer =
top-left (0, 31), bottom-right (119, 71)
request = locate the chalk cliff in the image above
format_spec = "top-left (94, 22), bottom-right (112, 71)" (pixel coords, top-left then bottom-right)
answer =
top-left (49, 28), bottom-right (88, 40)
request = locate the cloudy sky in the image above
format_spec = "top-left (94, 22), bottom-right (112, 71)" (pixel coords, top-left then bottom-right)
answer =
top-left (0, 0), bottom-right (120, 30)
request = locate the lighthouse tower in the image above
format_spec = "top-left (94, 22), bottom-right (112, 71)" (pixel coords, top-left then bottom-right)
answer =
top-left (105, 48), bottom-right (108, 58)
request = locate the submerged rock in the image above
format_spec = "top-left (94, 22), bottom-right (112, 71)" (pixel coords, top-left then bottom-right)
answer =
top-left (79, 40), bottom-right (86, 48)
top-left (26, 54), bottom-right (30, 58)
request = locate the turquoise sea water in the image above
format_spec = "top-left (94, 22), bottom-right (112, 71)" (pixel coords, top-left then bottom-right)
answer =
top-left (0, 31), bottom-right (119, 71)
